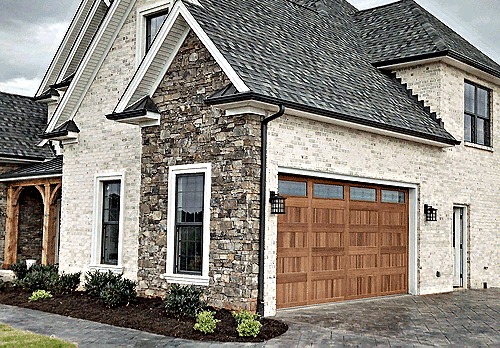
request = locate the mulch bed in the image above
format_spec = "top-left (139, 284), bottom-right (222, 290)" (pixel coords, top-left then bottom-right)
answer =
top-left (0, 286), bottom-right (287, 342)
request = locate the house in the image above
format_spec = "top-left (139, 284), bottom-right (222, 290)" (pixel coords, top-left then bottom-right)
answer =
top-left (1, 0), bottom-right (499, 317)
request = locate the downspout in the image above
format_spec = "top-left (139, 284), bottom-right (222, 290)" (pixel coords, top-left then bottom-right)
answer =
top-left (257, 104), bottom-right (285, 316)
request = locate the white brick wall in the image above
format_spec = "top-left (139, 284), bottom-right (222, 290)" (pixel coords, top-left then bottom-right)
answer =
top-left (263, 61), bottom-right (500, 315)
top-left (58, 0), bottom-right (168, 280)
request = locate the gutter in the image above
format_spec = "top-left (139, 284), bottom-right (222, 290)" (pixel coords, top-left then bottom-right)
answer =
top-left (257, 105), bottom-right (285, 317)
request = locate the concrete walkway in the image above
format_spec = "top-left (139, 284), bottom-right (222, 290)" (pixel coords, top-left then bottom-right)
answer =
top-left (1, 289), bottom-right (500, 346)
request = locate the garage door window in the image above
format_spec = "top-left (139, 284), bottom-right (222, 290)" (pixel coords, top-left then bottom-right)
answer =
top-left (313, 183), bottom-right (343, 199)
top-left (278, 180), bottom-right (306, 196)
top-left (350, 187), bottom-right (376, 201)
top-left (381, 190), bottom-right (405, 203)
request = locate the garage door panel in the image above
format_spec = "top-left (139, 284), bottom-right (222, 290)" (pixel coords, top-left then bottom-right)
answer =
top-left (380, 253), bottom-right (406, 268)
top-left (349, 231), bottom-right (379, 246)
top-left (350, 210), bottom-right (379, 225)
top-left (380, 273), bottom-right (407, 294)
top-left (311, 231), bottom-right (345, 248)
top-left (277, 255), bottom-right (308, 274)
top-left (349, 253), bottom-right (378, 269)
top-left (311, 254), bottom-right (345, 271)
top-left (312, 208), bottom-right (345, 225)
top-left (348, 275), bottom-right (377, 297)
top-left (277, 282), bottom-right (308, 308)
top-left (310, 278), bottom-right (345, 302)
top-left (380, 210), bottom-right (405, 226)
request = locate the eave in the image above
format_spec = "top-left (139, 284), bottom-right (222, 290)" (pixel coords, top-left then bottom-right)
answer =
top-left (106, 109), bottom-right (161, 127)
top-left (205, 93), bottom-right (460, 148)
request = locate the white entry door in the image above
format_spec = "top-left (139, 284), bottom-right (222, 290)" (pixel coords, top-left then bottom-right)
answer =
top-left (453, 207), bottom-right (464, 287)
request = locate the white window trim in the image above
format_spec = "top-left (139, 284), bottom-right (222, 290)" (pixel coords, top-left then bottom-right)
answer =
top-left (91, 172), bottom-right (125, 273)
top-left (136, 2), bottom-right (171, 68)
top-left (165, 163), bottom-right (211, 286)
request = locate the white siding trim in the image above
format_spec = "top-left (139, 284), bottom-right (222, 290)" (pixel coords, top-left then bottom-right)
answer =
top-left (165, 163), bottom-right (211, 286)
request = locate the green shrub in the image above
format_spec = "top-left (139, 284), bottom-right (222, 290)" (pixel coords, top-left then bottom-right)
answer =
top-left (29, 290), bottom-right (53, 302)
top-left (232, 310), bottom-right (258, 324)
top-left (99, 277), bottom-right (137, 308)
top-left (194, 310), bottom-right (219, 334)
top-left (164, 284), bottom-right (206, 317)
top-left (19, 265), bottom-right (58, 292)
top-left (53, 272), bottom-right (81, 294)
top-left (0, 279), bottom-right (5, 292)
top-left (10, 262), bottom-right (28, 280)
top-left (84, 270), bottom-right (117, 298)
top-left (236, 319), bottom-right (262, 338)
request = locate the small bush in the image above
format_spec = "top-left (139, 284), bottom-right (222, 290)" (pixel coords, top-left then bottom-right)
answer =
top-left (232, 310), bottom-right (258, 324)
top-left (0, 279), bottom-right (5, 292)
top-left (53, 272), bottom-right (81, 294)
top-left (99, 277), bottom-right (137, 308)
top-left (10, 262), bottom-right (28, 280)
top-left (19, 265), bottom-right (59, 292)
top-left (237, 319), bottom-right (262, 338)
top-left (84, 270), bottom-right (117, 298)
top-left (165, 284), bottom-right (206, 317)
top-left (194, 310), bottom-right (219, 334)
top-left (29, 290), bottom-right (53, 302)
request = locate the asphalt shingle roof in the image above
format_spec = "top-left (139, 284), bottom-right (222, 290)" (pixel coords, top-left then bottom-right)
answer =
top-left (355, 0), bottom-right (500, 76)
top-left (0, 156), bottom-right (62, 180)
top-left (0, 92), bottom-right (54, 160)
top-left (190, 0), bottom-right (457, 144)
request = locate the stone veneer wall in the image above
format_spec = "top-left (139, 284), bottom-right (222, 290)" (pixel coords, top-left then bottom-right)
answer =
top-left (139, 31), bottom-right (262, 311)
top-left (263, 61), bottom-right (500, 315)
top-left (16, 187), bottom-right (44, 264)
top-left (0, 163), bottom-right (22, 267)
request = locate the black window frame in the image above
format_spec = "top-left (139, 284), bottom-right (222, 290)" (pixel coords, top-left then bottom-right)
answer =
top-left (145, 10), bottom-right (168, 53)
top-left (101, 180), bottom-right (121, 266)
top-left (174, 173), bottom-right (205, 276)
top-left (464, 80), bottom-right (491, 146)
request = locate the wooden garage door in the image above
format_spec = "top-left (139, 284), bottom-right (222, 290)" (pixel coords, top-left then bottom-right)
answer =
top-left (276, 175), bottom-right (408, 309)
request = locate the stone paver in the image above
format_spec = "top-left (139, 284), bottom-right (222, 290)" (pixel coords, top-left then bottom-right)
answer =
top-left (1, 289), bottom-right (500, 346)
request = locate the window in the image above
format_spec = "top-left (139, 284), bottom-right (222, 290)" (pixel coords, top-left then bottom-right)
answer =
top-left (350, 187), bottom-right (376, 201)
top-left (464, 81), bottom-right (490, 146)
top-left (166, 164), bottom-right (211, 285)
top-left (278, 180), bottom-right (307, 196)
top-left (101, 181), bottom-right (121, 265)
top-left (92, 173), bottom-right (124, 271)
top-left (145, 11), bottom-right (168, 52)
top-left (381, 190), bottom-right (405, 203)
top-left (313, 183), bottom-right (343, 199)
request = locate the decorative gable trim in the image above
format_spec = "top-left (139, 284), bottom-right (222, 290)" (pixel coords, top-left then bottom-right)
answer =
top-left (44, 0), bottom-right (136, 135)
top-left (36, 0), bottom-right (98, 97)
top-left (106, 95), bottom-right (161, 127)
top-left (114, 0), bottom-right (249, 113)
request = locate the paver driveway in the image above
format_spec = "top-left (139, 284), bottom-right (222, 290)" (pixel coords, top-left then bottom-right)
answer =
top-left (274, 288), bottom-right (500, 346)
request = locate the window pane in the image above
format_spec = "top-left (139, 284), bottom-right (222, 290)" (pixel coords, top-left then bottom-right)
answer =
top-left (176, 174), bottom-right (204, 223)
top-left (146, 11), bottom-right (168, 51)
top-left (477, 118), bottom-right (485, 145)
top-left (278, 180), bottom-right (307, 196)
top-left (477, 88), bottom-right (489, 118)
top-left (176, 225), bottom-right (202, 274)
top-left (350, 187), bottom-right (376, 201)
top-left (381, 190), bottom-right (405, 203)
top-left (313, 183), bottom-right (343, 199)
top-left (464, 83), bottom-right (475, 113)
top-left (101, 181), bottom-right (120, 265)
top-left (464, 114), bottom-right (472, 142)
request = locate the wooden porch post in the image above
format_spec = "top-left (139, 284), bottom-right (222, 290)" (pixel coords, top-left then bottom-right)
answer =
top-left (4, 186), bottom-right (20, 269)
top-left (40, 183), bottom-right (60, 265)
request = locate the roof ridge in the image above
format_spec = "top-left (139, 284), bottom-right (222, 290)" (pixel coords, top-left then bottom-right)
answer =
top-left (0, 90), bottom-right (36, 100)
top-left (409, 0), bottom-right (448, 52)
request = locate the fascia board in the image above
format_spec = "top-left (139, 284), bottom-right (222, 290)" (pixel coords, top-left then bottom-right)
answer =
top-left (45, 0), bottom-right (136, 134)
top-left (36, 0), bottom-right (95, 97)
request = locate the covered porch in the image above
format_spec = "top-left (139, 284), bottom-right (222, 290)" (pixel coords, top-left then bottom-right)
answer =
top-left (0, 156), bottom-right (63, 269)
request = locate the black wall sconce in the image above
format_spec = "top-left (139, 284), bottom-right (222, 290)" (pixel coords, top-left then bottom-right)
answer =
top-left (270, 191), bottom-right (286, 214)
top-left (424, 204), bottom-right (437, 221)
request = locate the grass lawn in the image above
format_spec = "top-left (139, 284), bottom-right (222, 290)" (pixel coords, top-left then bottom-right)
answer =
top-left (0, 323), bottom-right (76, 347)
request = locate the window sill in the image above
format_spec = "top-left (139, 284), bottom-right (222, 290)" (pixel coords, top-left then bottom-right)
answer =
top-left (463, 142), bottom-right (493, 152)
top-left (162, 273), bottom-right (209, 286)
top-left (89, 264), bottom-right (123, 274)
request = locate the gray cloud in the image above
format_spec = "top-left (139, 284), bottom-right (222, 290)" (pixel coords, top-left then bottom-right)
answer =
top-left (1, 0), bottom-right (78, 27)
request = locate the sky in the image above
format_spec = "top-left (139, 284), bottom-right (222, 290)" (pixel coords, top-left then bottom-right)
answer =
top-left (0, 0), bottom-right (499, 97)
